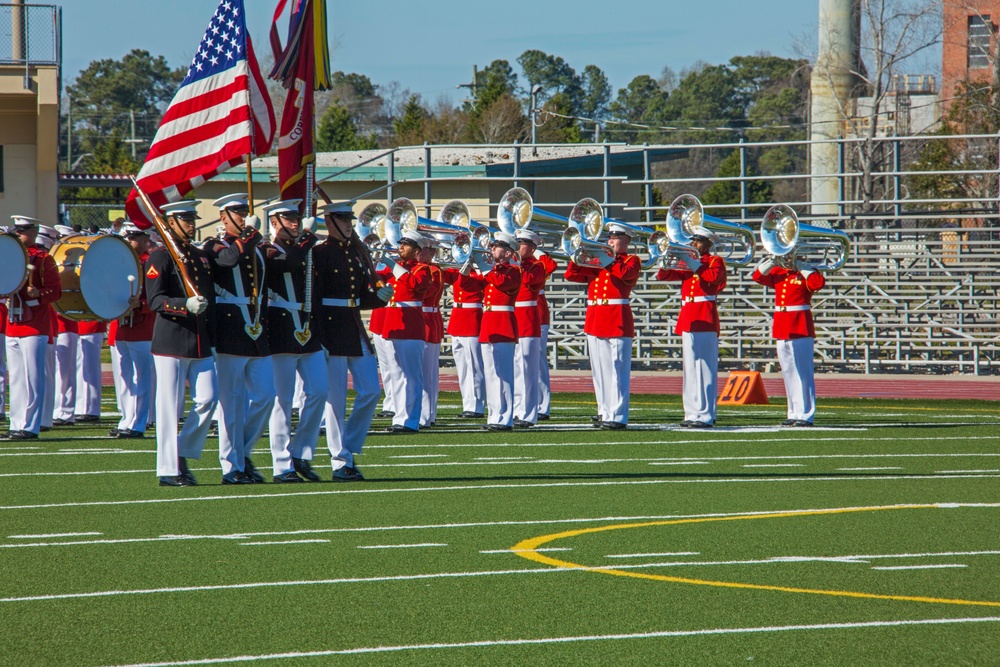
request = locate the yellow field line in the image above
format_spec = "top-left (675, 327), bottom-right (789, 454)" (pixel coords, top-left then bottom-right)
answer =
top-left (511, 504), bottom-right (1000, 608)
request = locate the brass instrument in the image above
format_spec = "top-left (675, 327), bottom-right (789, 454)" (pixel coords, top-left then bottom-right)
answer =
top-left (561, 227), bottom-right (612, 267)
top-left (666, 194), bottom-right (756, 266)
top-left (760, 204), bottom-right (850, 272)
top-left (570, 198), bottom-right (689, 270)
top-left (497, 187), bottom-right (604, 252)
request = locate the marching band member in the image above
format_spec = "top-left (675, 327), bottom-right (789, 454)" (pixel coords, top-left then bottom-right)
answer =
top-left (442, 261), bottom-right (486, 419)
top-left (416, 240), bottom-right (445, 428)
top-left (75, 317), bottom-right (106, 423)
top-left (0, 302), bottom-right (5, 423)
top-left (204, 193), bottom-right (274, 484)
top-left (261, 199), bottom-right (327, 483)
top-left (51, 228), bottom-right (79, 427)
top-left (472, 231), bottom-right (521, 431)
top-left (512, 229), bottom-right (546, 428)
top-left (369, 264), bottom-right (395, 419)
top-left (35, 225), bottom-right (60, 433)
top-left (565, 223), bottom-right (640, 430)
top-left (147, 200), bottom-right (216, 486)
top-left (108, 223), bottom-right (155, 438)
top-left (315, 201), bottom-right (391, 479)
top-left (752, 257), bottom-right (825, 427)
top-left (3, 216), bottom-right (61, 440)
top-left (535, 250), bottom-right (559, 420)
top-left (379, 230), bottom-right (432, 433)
top-left (656, 227), bottom-right (727, 428)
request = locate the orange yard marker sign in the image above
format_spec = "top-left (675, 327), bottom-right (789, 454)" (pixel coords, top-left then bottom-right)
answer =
top-left (718, 370), bottom-right (769, 405)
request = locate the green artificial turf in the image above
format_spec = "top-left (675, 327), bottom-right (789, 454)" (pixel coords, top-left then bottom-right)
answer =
top-left (0, 390), bottom-right (997, 666)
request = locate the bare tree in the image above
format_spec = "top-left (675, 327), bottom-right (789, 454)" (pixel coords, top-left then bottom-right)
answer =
top-left (470, 94), bottom-right (528, 144)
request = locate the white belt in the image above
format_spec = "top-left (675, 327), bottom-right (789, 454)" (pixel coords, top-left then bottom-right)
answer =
top-left (484, 305), bottom-right (514, 312)
top-left (515, 300), bottom-right (538, 308)
top-left (322, 298), bottom-right (358, 308)
top-left (777, 305), bottom-right (810, 312)
top-left (269, 296), bottom-right (303, 311)
top-left (455, 303), bottom-right (483, 309)
top-left (215, 295), bottom-right (251, 306)
top-left (587, 299), bottom-right (629, 306)
top-left (683, 296), bottom-right (717, 304)
top-left (422, 306), bottom-right (439, 313)
top-left (538, 289), bottom-right (545, 295)
top-left (25, 299), bottom-right (39, 307)
top-left (389, 301), bottom-right (422, 308)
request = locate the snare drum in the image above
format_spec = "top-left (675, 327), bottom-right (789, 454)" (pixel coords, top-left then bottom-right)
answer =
top-left (0, 233), bottom-right (29, 296)
top-left (50, 234), bottom-right (142, 321)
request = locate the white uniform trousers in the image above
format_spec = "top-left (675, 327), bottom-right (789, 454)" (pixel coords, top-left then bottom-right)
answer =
top-left (372, 332), bottom-right (395, 414)
top-left (0, 334), bottom-right (5, 417)
top-left (513, 335), bottom-right (541, 424)
top-left (75, 332), bottom-right (104, 417)
top-left (42, 343), bottom-right (55, 428)
top-left (325, 341), bottom-right (380, 470)
top-left (270, 351), bottom-right (328, 475)
top-left (777, 337), bottom-right (816, 422)
top-left (110, 345), bottom-right (124, 416)
top-left (292, 372), bottom-right (306, 413)
top-left (482, 341), bottom-right (515, 427)
top-left (682, 331), bottom-right (719, 424)
top-left (215, 354), bottom-right (275, 474)
top-left (54, 332), bottom-right (78, 421)
top-left (587, 335), bottom-right (631, 425)
top-left (6, 335), bottom-right (47, 434)
top-left (538, 324), bottom-right (551, 417)
top-left (451, 335), bottom-right (485, 414)
top-left (384, 338), bottom-right (423, 430)
top-left (420, 342), bottom-right (440, 426)
top-left (153, 355), bottom-right (217, 476)
top-left (113, 340), bottom-right (153, 432)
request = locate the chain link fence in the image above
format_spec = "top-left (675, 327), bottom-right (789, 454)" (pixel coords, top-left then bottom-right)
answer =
top-left (0, 4), bottom-right (59, 65)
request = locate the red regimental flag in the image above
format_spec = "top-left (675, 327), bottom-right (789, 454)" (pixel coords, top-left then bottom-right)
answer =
top-left (124, 0), bottom-right (275, 228)
top-left (275, 5), bottom-right (315, 204)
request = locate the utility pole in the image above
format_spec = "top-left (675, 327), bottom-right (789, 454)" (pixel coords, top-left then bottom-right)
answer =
top-left (456, 65), bottom-right (478, 100)
top-left (66, 96), bottom-right (72, 171)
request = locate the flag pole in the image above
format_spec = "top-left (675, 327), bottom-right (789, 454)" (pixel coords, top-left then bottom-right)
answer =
top-left (245, 154), bottom-right (255, 216)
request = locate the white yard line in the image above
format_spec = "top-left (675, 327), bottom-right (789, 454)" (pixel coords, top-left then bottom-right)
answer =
top-left (356, 543), bottom-right (448, 550)
top-left (838, 467), bottom-right (904, 471)
top-left (240, 540), bottom-right (330, 546)
top-left (101, 617), bottom-right (1000, 666)
top-left (935, 470), bottom-right (1000, 474)
top-left (8, 532), bottom-right (102, 539)
top-left (3, 476), bottom-right (1000, 513)
top-left (872, 564), bottom-right (968, 571)
top-left (388, 455), bottom-right (450, 459)
top-left (742, 464), bottom-right (806, 468)
top-left (606, 552), bottom-right (700, 558)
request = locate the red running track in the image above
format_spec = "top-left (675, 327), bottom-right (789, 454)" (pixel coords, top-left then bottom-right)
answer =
top-left (101, 370), bottom-right (1000, 401)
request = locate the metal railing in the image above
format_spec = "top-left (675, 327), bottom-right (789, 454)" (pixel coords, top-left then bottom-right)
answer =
top-left (0, 4), bottom-right (59, 66)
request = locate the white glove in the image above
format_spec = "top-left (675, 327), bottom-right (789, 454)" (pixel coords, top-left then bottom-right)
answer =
top-left (596, 252), bottom-right (615, 268)
top-left (302, 216), bottom-right (317, 233)
top-left (535, 248), bottom-right (548, 258)
top-left (380, 253), bottom-right (397, 270)
top-left (376, 285), bottom-right (394, 303)
top-left (682, 255), bottom-right (701, 272)
top-left (459, 258), bottom-right (474, 276)
top-left (800, 268), bottom-right (816, 279)
top-left (472, 252), bottom-right (491, 273)
top-left (245, 215), bottom-right (261, 231)
top-left (757, 258), bottom-right (775, 276)
top-left (185, 296), bottom-right (208, 315)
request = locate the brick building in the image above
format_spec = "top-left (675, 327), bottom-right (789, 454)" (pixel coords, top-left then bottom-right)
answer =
top-left (942, 1), bottom-right (999, 111)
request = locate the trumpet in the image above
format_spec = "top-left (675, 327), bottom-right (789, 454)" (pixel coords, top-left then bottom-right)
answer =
top-left (438, 199), bottom-right (498, 266)
top-left (760, 204), bottom-right (850, 272)
top-left (498, 188), bottom-right (604, 251)
top-left (571, 198), bottom-right (682, 270)
top-left (667, 194), bottom-right (756, 266)
top-left (561, 227), bottom-right (612, 267)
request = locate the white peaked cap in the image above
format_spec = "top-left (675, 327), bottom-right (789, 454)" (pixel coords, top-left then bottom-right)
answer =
top-left (261, 199), bottom-right (303, 217)
top-left (160, 201), bottom-right (201, 218)
top-left (515, 229), bottom-right (542, 245)
top-left (319, 200), bottom-right (357, 218)
top-left (690, 226), bottom-right (718, 242)
top-left (212, 193), bottom-right (250, 210)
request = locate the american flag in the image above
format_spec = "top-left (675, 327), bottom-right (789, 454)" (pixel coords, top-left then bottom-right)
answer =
top-left (125, 0), bottom-right (275, 227)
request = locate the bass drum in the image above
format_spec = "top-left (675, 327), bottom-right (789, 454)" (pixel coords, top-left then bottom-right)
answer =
top-left (51, 234), bottom-right (142, 321)
top-left (0, 233), bottom-right (29, 296)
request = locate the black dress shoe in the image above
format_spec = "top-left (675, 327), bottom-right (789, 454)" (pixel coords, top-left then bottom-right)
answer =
top-left (52, 418), bottom-right (75, 426)
top-left (375, 410), bottom-right (395, 419)
top-left (177, 457), bottom-right (197, 485)
top-left (39, 426), bottom-right (51, 432)
top-left (159, 475), bottom-right (194, 487)
top-left (590, 415), bottom-right (601, 424)
top-left (243, 458), bottom-right (265, 483)
top-left (222, 471), bottom-right (253, 484)
top-left (793, 420), bottom-right (814, 427)
top-left (679, 420), bottom-right (694, 428)
top-left (458, 411), bottom-right (485, 418)
top-left (75, 414), bottom-right (100, 423)
top-left (485, 424), bottom-right (512, 432)
top-left (537, 413), bottom-right (550, 421)
top-left (332, 466), bottom-right (364, 482)
top-left (292, 457), bottom-right (321, 482)
top-left (513, 419), bottom-right (534, 428)
top-left (780, 418), bottom-right (798, 426)
top-left (273, 471), bottom-right (304, 483)
top-left (2, 430), bottom-right (39, 440)
top-left (601, 421), bottom-right (627, 430)
top-left (688, 421), bottom-right (713, 429)
top-left (113, 429), bottom-right (145, 439)
top-left (385, 425), bottom-right (419, 433)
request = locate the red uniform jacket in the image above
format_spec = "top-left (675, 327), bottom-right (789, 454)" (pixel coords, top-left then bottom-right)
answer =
top-left (564, 253), bottom-right (641, 338)
top-left (368, 266), bottom-right (393, 337)
top-left (514, 255), bottom-right (547, 338)
top-left (751, 266), bottom-right (825, 339)
top-left (443, 267), bottom-right (484, 338)
top-left (109, 253), bottom-right (155, 344)
top-left (536, 253), bottom-right (558, 326)
top-left (657, 253), bottom-right (727, 335)
top-left (479, 262), bottom-right (522, 344)
top-left (420, 262), bottom-right (445, 344)
top-left (56, 314), bottom-right (78, 335)
top-left (0, 303), bottom-right (6, 335)
top-left (77, 320), bottom-right (107, 336)
top-left (6, 247), bottom-right (61, 338)
top-left (381, 260), bottom-right (430, 341)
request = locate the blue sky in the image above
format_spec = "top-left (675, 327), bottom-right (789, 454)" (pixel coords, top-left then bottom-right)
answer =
top-left (61, 0), bottom-right (821, 102)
